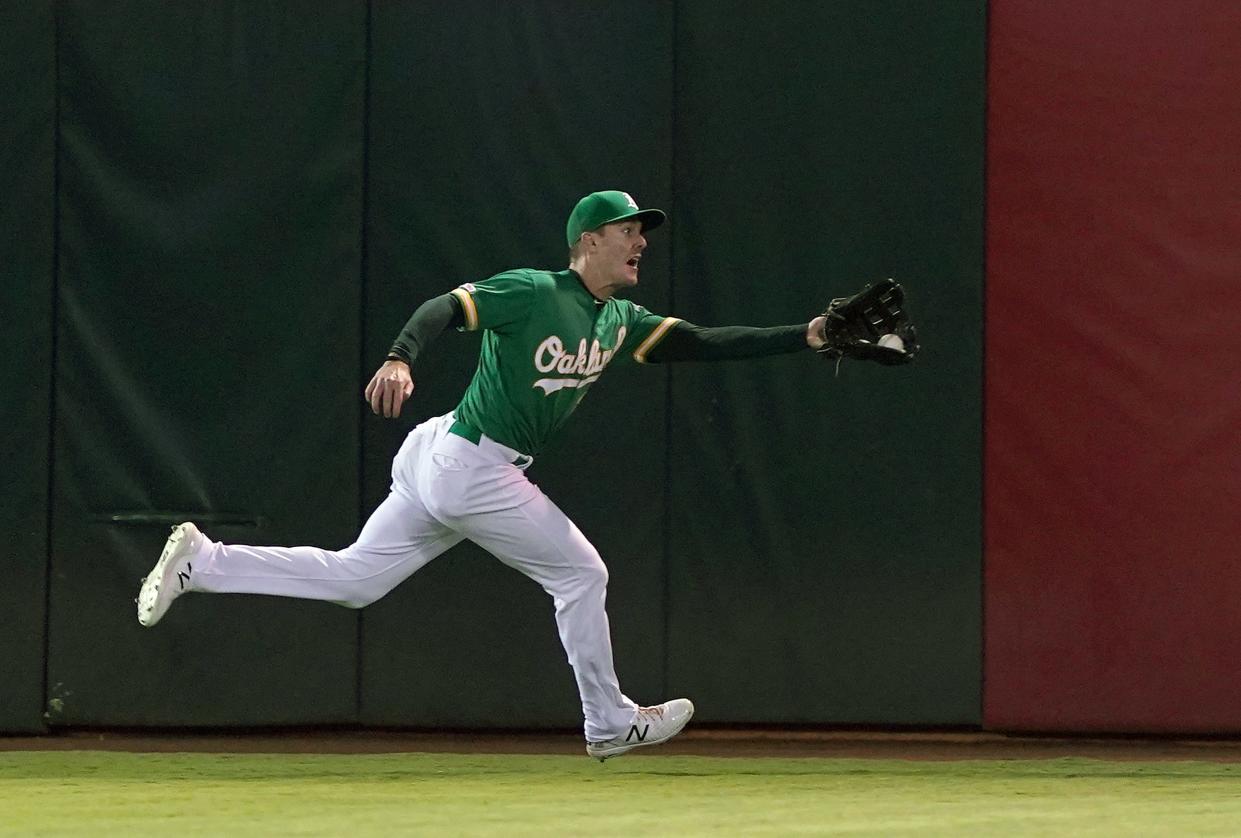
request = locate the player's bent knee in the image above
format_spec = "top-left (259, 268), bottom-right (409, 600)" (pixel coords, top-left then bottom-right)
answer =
top-left (544, 560), bottom-right (609, 605)
top-left (575, 560), bottom-right (609, 595)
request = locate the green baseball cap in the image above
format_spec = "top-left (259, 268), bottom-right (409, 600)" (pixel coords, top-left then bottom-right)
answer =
top-left (566, 190), bottom-right (666, 247)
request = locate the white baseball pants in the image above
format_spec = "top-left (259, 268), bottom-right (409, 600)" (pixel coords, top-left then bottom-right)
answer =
top-left (186, 412), bottom-right (638, 740)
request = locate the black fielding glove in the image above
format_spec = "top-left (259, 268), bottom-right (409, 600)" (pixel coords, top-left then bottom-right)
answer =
top-left (817, 278), bottom-right (919, 367)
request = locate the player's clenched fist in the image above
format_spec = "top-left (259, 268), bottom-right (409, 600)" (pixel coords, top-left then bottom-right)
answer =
top-left (365, 359), bottom-right (414, 418)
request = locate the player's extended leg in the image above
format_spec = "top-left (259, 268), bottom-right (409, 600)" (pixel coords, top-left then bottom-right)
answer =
top-left (188, 486), bottom-right (463, 607)
top-left (416, 426), bottom-right (692, 750)
top-left (458, 496), bottom-right (636, 739)
top-left (447, 491), bottom-right (693, 757)
top-left (137, 416), bottom-right (464, 626)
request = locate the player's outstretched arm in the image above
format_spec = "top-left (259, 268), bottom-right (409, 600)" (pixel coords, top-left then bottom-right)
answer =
top-left (643, 319), bottom-right (825, 363)
top-left (365, 360), bottom-right (414, 418)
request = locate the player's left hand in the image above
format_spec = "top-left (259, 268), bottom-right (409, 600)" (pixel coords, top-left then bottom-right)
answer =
top-left (365, 359), bottom-right (414, 418)
top-left (806, 316), bottom-right (828, 350)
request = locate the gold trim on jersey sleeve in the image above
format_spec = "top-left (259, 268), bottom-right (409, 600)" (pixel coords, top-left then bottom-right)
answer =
top-left (633, 317), bottom-right (682, 363)
top-left (450, 287), bottom-right (479, 331)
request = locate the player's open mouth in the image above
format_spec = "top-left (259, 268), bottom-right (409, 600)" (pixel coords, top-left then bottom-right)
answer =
top-left (626, 256), bottom-right (641, 268)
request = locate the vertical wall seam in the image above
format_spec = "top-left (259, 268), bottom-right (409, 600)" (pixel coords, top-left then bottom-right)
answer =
top-left (43, 0), bottom-right (63, 731)
top-left (355, 0), bottom-right (374, 726)
top-left (662, 0), bottom-right (679, 698)
top-left (977, 0), bottom-right (991, 730)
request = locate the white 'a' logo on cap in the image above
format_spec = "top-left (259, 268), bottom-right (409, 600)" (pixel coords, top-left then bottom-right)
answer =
top-left (622, 192), bottom-right (638, 209)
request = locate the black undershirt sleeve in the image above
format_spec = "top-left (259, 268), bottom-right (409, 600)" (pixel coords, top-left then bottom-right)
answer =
top-left (387, 293), bottom-right (465, 364)
top-left (643, 320), bottom-right (809, 363)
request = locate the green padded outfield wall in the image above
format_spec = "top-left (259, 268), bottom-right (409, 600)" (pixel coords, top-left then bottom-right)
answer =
top-left (44, 2), bottom-right (366, 726)
top-left (359, 0), bottom-right (674, 728)
top-left (666, 1), bottom-right (985, 723)
top-left (0, 1), bottom-right (55, 733)
top-left (7, 1), bottom-right (983, 731)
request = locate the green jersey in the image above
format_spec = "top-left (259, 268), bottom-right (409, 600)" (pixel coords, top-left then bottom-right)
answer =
top-left (450, 269), bottom-right (678, 455)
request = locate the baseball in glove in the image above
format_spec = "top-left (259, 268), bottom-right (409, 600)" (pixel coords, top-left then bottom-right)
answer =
top-left (816, 278), bottom-right (919, 368)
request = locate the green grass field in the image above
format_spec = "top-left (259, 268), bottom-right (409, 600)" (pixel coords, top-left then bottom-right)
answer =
top-left (2, 752), bottom-right (1239, 836)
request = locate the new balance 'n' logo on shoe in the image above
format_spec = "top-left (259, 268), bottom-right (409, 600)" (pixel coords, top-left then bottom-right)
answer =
top-left (136, 522), bottom-right (205, 627)
top-left (586, 699), bottom-right (694, 761)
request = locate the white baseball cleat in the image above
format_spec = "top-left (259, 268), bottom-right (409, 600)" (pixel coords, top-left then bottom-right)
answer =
top-left (136, 522), bottom-right (204, 627)
top-left (586, 698), bottom-right (695, 761)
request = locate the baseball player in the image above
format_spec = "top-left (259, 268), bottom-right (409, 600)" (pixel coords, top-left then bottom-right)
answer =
top-left (137, 190), bottom-right (833, 760)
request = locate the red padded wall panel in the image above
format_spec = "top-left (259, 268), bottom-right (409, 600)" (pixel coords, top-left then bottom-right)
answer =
top-left (985, 1), bottom-right (1241, 732)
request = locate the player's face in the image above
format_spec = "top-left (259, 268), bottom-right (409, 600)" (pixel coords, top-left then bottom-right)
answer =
top-left (593, 219), bottom-right (647, 287)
